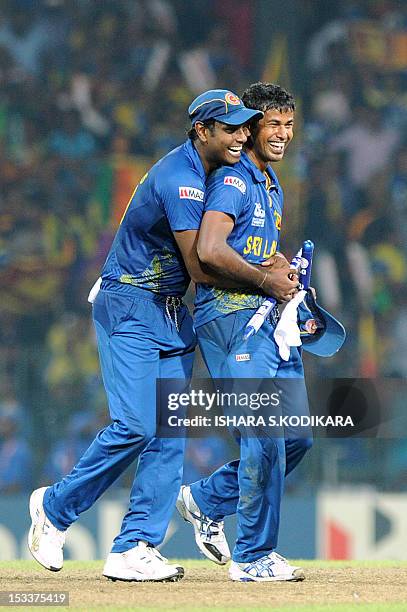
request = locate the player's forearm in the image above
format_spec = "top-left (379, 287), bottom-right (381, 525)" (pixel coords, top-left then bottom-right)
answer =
top-left (190, 259), bottom-right (257, 288)
top-left (198, 241), bottom-right (298, 300)
top-left (197, 241), bottom-right (266, 290)
top-left (173, 229), bottom-right (256, 288)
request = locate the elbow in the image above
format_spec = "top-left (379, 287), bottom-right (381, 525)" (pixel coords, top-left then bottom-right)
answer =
top-left (184, 247), bottom-right (213, 283)
top-left (197, 240), bottom-right (214, 266)
top-left (189, 268), bottom-right (205, 284)
top-left (190, 272), bottom-right (207, 284)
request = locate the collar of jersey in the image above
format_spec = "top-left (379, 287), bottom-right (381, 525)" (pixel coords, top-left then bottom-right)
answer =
top-left (240, 152), bottom-right (280, 192)
top-left (185, 139), bottom-right (207, 181)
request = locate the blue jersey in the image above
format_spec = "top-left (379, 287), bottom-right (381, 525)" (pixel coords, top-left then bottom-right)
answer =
top-left (194, 152), bottom-right (283, 327)
top-left (101, 140), bottom-right (205, 296)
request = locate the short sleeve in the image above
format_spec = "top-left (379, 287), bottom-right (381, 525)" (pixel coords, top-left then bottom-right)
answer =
top-left (204, 167), bottom-right (247, 220)
top-left (160, 173), bottom-right (204, 232)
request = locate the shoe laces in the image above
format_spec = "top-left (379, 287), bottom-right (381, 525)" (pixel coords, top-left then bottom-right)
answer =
top-left (147, 545), bottom-right (168, 564)
top-left (269, 551), bottom-right (288, 564)
top-left (186, 488), bottom-right (226, 543)
top-left (199, 515), bottom-right (225, 543)
top-left (125, 542), bottom-right (151, 564)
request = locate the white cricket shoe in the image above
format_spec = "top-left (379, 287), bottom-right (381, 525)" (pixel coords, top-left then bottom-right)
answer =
top-left (176, 485), bottom-right (230, 565)
top-left (103, 541), bottom-right (184, 582)
top-left (229, 551), bottom-right (305, 582)
top-left (28, 487), bottom-right (66, 572)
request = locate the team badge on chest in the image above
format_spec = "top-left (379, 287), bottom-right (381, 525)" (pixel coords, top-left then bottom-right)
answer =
top-left (251, 202), bottom-right (265, 227)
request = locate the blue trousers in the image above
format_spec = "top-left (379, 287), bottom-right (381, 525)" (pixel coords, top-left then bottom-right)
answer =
top-left (191, 309), bottom-right (312, 563)
top-left (44, 285), bottom-right (196, 552)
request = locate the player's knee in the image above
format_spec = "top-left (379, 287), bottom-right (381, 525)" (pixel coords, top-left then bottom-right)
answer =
top-left (297, 436), bottom-right (313, 455)
top-left (130, 422), bottom-right (156, 446)
top-left (259, 437), bottom-right (287, 474)
top-left (304, 437), bottom-right (313, 451)
top-left (109, 419), bottom-right (156, 447)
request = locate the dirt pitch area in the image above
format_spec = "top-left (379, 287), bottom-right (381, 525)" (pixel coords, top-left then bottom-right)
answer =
top-left (1, 560), bottom-right (407, 611)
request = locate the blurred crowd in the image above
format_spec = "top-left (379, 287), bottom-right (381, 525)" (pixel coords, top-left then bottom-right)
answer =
top-left (301, 0), bottom-right (407, 381)
top-left (299, 0), bottom-right (407, 490)
top-left (1, 0), bottom-right (406, 494)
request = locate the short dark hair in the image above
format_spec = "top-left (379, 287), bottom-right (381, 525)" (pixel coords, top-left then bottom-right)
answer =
top-left (242, 82), bottom-right (295, 114)
top-left (187, 119), bottom-right (216, 141)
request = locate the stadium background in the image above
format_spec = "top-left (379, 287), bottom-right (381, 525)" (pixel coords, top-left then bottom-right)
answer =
top-left (0, 0), bottom-right (406, 561)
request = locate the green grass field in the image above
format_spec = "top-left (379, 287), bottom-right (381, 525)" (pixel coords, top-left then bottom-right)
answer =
top-left (1, 559), bottom-right (407, 611)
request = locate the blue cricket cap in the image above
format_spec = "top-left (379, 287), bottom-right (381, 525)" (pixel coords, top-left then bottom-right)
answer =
top-left (299, 290), bottom-right (346, 357)
top-left (189, 89), bottom-right (263, 126)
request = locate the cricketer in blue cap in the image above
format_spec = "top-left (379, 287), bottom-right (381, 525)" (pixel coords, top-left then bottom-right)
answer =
top-left (27, 85), bottom-right (287, 584)
top-left (189, 89), bottom-right (263, 126)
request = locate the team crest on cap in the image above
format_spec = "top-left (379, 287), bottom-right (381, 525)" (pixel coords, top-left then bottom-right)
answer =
top-left (225, 92), bottom-right (240, 105)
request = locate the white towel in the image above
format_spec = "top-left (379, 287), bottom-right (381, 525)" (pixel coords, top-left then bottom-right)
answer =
top-left (88, 277), bottom-right (102, 304)
top-left (274, 290), bottom-right (306, 361)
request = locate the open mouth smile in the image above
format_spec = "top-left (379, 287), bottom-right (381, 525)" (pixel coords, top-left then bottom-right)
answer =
top-left (227, 146), bottom-right (243, 157)
top-left (268, 142), bottom-right (285, 154)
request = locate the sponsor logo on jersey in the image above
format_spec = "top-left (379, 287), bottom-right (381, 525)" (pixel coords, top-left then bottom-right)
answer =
top-left (235, 353), bottom-right (250, 362)
top-left (251, 202), bottom-right (265, 227)
top-left (179, 186), bottom-right (204, 201)
top-left (225, 92), bottom-right (241, 105)
top-left (224, 176), bottom-right (246, 193)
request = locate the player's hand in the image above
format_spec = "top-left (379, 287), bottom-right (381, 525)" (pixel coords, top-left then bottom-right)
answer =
top-left (261, 267), bottom-right (299, 302)
top-left (260, 252), bottom-right (290, 269)
top-left (303, 318), bottom-right (319, 334)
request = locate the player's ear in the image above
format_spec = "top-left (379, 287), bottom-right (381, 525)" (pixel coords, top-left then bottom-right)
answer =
top-left (245, 118), bottom-right (259, 148)
top-left (194, 121), bottom-right (209, 144)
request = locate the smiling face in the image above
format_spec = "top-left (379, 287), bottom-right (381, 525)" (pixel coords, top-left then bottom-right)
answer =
top-left (248, 109), bottom-right (294, 170)
top-left (195, 120), bottom-right (249, 173)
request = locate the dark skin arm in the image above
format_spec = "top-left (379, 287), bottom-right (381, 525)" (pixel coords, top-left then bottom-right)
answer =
top-left (174, 229), bottom-right (290, 289)
top-left (196, 211), bottom-right (299, 301)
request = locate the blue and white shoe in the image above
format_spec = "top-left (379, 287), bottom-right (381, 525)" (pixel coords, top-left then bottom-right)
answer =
top-left (176, 485), bottom-right (231, 565)
top-left (229, 552), bottom-right (305, 582)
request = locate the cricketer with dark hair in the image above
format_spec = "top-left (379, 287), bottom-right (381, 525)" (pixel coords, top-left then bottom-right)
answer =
top-left (27, 88), bottom-right (298, 583)
top-left (177, 82), bottom-right (312, 582)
